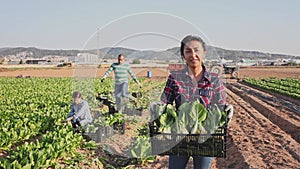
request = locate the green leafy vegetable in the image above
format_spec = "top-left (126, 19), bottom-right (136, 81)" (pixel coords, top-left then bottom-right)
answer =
top-left (152, 100), bottom-right (226, 134)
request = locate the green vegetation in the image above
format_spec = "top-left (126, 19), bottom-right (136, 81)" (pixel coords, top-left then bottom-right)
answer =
top-left (0, 78), bottom-right (92, 168)
top-left (0, 77), bottom-right (166, 168)
top-left (132, 59), bottom-right (141, 64)
top-left (243, 78), bottom-right (300, 99)
top-left (152, 100), bottom-right (226, 134)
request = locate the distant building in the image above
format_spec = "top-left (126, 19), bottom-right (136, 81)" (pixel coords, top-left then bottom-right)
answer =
top-left (25, 59), bottom-right (48, 64)
top-left (0, 57), bottom-right (8, 64)
top-left (43, 55), bottom-right (69, 63)
top-left (167, 63), bottom-right (185, 71)
top-left (76, 53), bottom-right (99, 64)
top-left (292, 59), bottom-right (300, 64)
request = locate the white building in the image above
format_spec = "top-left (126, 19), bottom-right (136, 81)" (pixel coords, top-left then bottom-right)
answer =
top-left (76, 53), bottom-right (99, 64)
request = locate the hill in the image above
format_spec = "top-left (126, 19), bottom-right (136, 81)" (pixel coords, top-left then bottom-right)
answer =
top-left (0, 46), bottom-right (299, 62)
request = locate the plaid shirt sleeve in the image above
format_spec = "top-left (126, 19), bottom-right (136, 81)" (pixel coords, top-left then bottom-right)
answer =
top-left (210, 73), bottom-right (227, 109)
top-left (160, 74), bottom-right (175, 104)
top-left (161, 68), bottom-right (227, 111)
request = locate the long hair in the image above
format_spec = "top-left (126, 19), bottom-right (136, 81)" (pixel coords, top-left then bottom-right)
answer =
top-left (180, 35), bottom-right (206, 60)
top-left (72, 91), bottom-right (82, 99)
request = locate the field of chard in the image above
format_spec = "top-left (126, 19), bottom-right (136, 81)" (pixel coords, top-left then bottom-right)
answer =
top-left (0, 77), bottom-right (166, 169)
top-left (0, 78), bottom-right (94, 168)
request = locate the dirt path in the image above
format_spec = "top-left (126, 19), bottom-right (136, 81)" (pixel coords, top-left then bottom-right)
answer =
top-left (238, 66), bottom-right (300, 79)
top-left (0, 67), bottom-right (169, 78)
top-left (1, 66), bottom-right (298, 79)
top-left (229, 82), bottom-right (300, 142)
top-left (213, 82), bottom-right (300, 169)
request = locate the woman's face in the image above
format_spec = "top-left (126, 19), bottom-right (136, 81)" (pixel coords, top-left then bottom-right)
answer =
top-left (183, 40), bottom-right (206, 69)
top-left (73, 97), bottom-right (81, 105)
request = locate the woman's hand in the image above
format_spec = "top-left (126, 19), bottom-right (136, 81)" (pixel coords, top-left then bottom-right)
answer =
top-left (67, 116), bottom-right (74, 121)
top-left (224, 104), bottom-right (234, 124)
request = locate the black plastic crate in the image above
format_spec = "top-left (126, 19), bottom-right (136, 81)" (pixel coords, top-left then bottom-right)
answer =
top-left (113, 121), bottom-right (126, 134)
top-left (149, 124), bottom-right (227, 157)
top-left (123, 106), bottom-right (143, 116)
top-left (84, 126), bottom-right (114, 143)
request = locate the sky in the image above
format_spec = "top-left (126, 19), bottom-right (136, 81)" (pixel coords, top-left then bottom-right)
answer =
top-left (1, 0), bottom-right (300, 56)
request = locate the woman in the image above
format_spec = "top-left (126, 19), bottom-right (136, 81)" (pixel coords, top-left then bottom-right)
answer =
top-left (160, 35), bottom-right (233, 169)
top-left (66, 91), bottom-right (93, 132)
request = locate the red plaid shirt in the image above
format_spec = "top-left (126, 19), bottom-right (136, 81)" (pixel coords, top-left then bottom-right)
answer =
top-left (161, 65), bottom-right (226, 110)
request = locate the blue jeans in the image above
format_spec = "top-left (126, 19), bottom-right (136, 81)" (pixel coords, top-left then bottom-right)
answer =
top-left (115, 82), bottom-right (129, 111)
top-left (169, 155), bottom-right (212, 169)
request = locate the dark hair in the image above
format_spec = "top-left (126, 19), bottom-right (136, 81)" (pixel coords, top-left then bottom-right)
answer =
top-left (180, 35), bottom-right (206, 59)
top-left (118, 54), bottom-right (124, 58)
top-left (72, 91), bottom-right (82, 99)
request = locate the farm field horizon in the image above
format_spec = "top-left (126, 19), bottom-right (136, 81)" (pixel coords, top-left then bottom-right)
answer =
top-left (0, 66), bottom-right (299, 79)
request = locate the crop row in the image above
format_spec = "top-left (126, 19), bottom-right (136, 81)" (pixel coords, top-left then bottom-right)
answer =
top-left (0, 78), bottom-right (95, 168)
top-left (243, 78), bottom-right (300, 99)
top-left (0, 77), bottom-right (166, 168)
top-left (261, 78), bottom-right (300, 89)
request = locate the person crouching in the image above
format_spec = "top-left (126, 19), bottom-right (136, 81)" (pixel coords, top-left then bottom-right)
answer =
top-left (66, 91), bottom-right (93, 133)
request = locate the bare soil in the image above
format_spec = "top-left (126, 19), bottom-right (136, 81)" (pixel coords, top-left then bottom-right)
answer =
top-left (0, 67), bottom-right (169, 79)
top-left (0, 66), bottom-right (299, 79)
top-left (1, 66), bottom-right (299, 168)
top-left (237, 66), bottom-right (300, 79)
